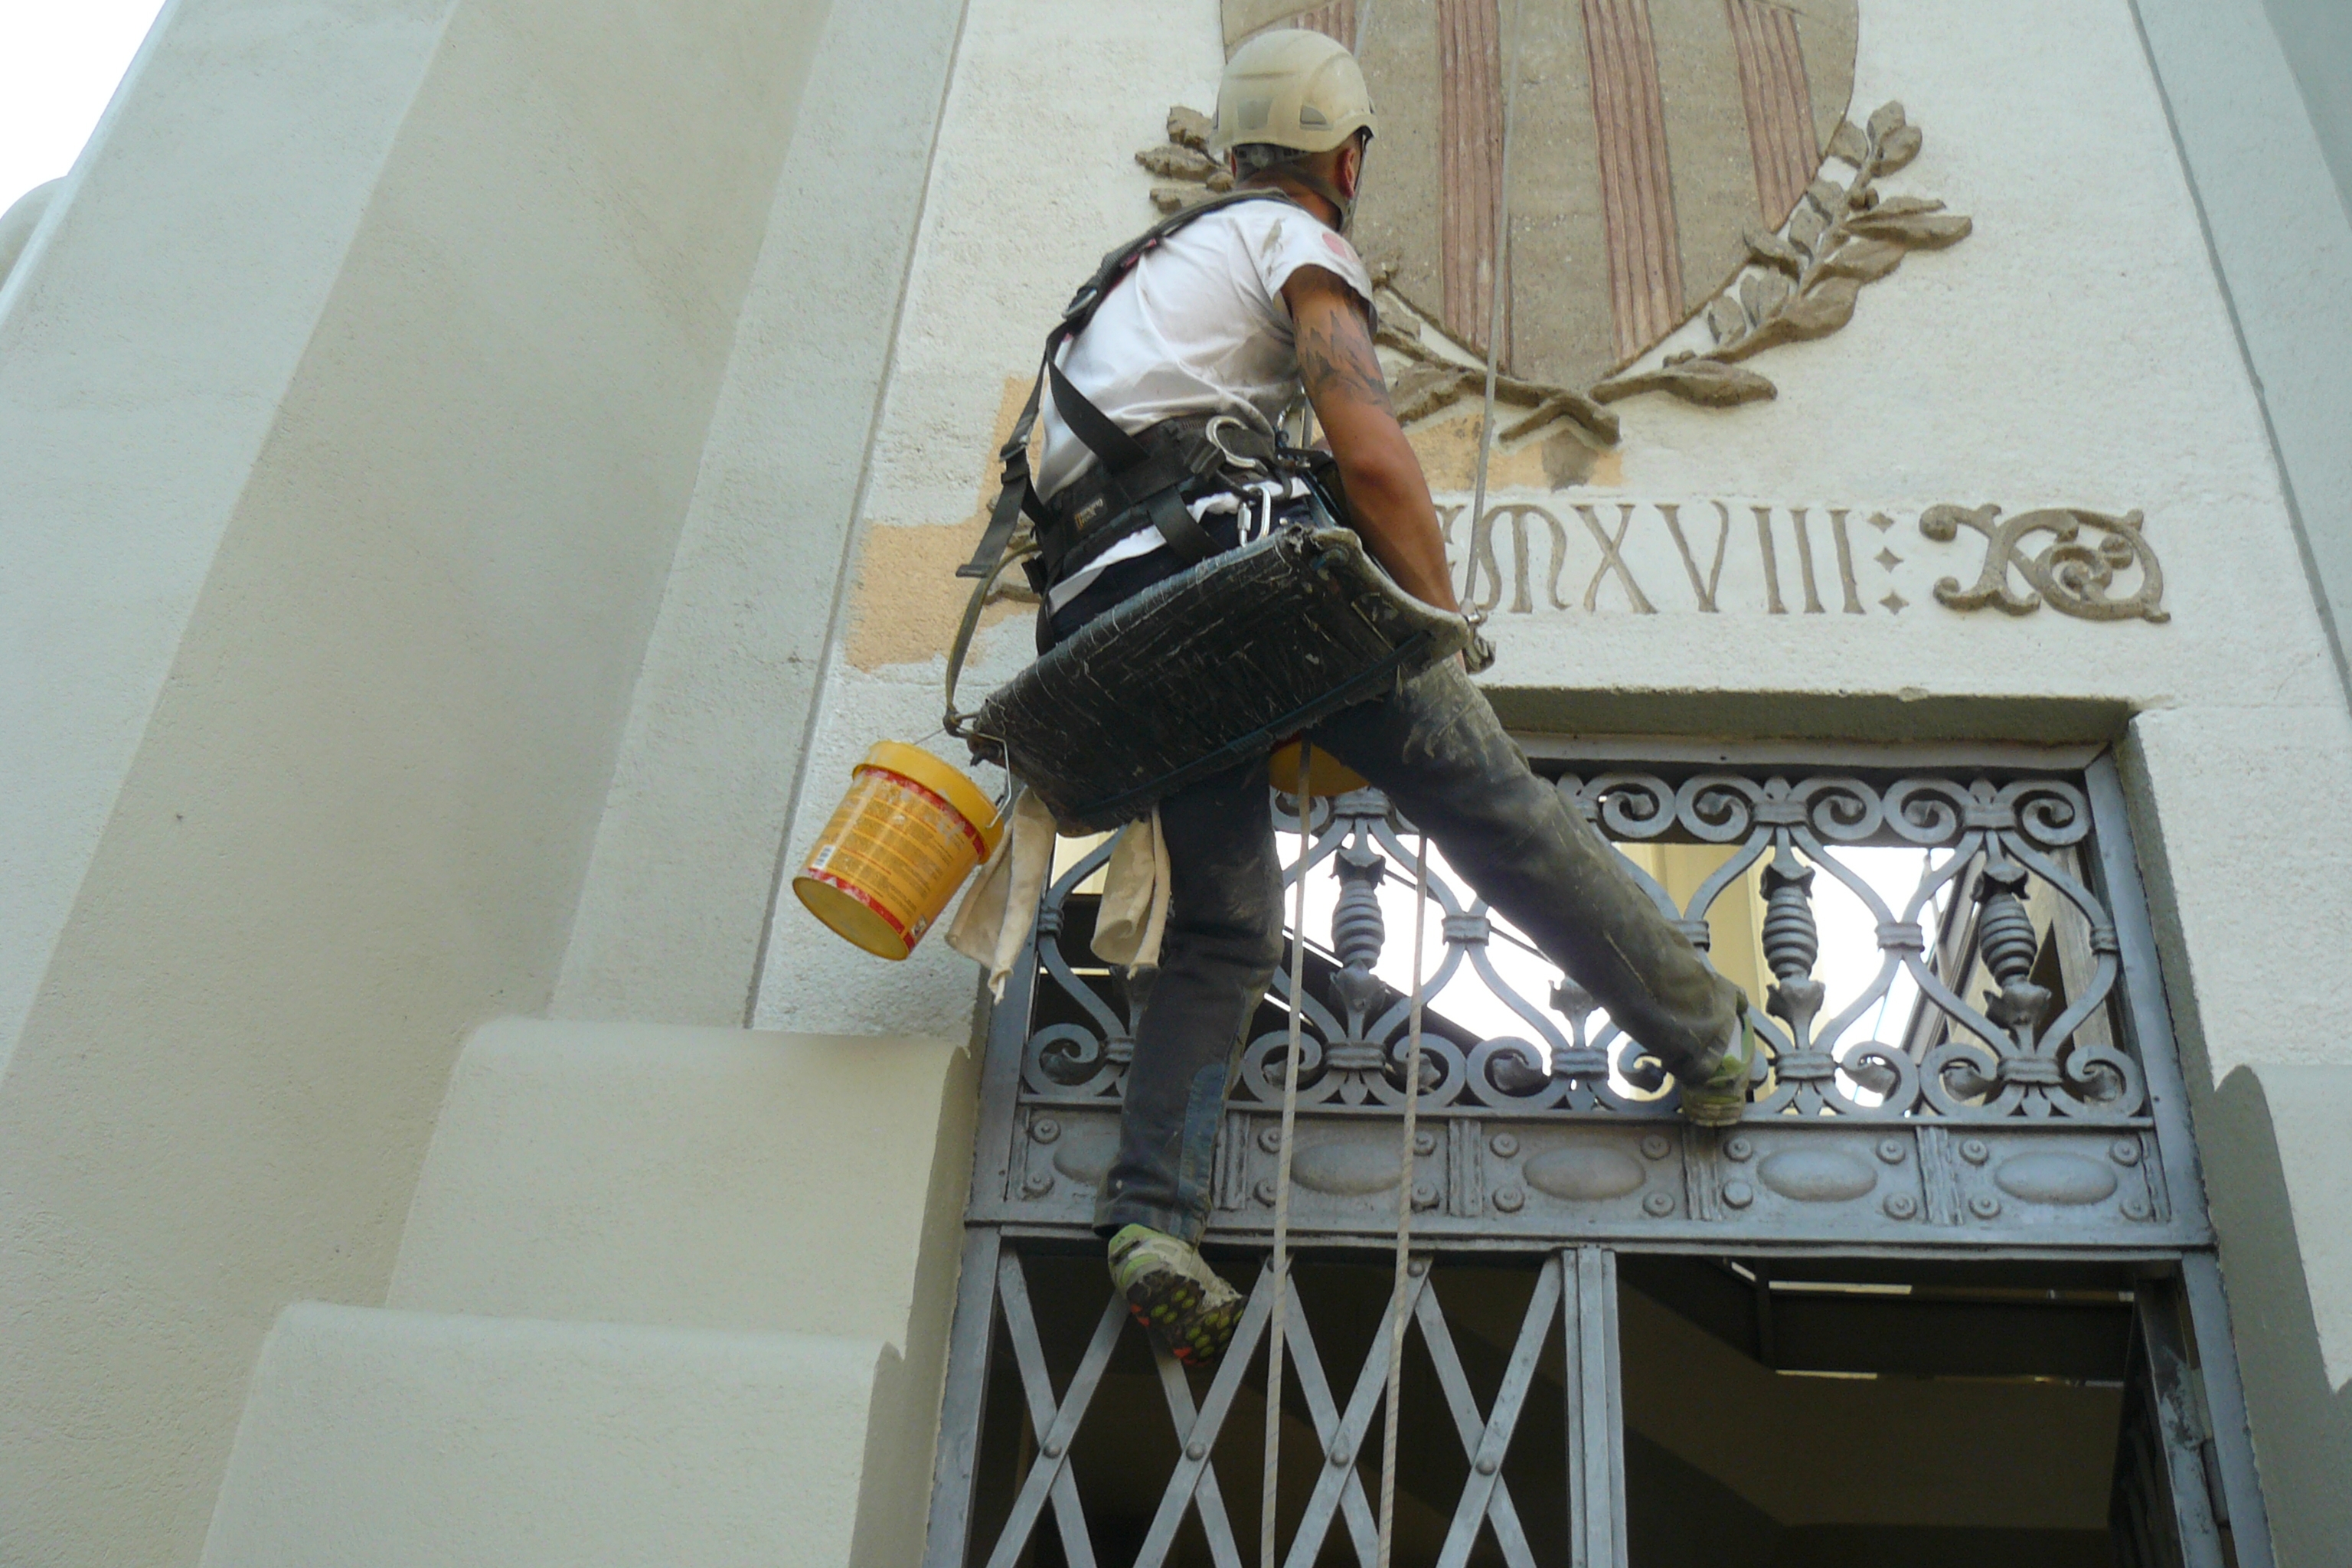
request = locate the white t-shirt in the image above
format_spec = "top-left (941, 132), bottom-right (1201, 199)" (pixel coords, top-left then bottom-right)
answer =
top-left (1036, 198), bottom-right (1377, 503)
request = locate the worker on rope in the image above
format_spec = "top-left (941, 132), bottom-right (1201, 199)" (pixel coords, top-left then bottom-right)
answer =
top-left (1006, 30), bottom-right (1757, 1367)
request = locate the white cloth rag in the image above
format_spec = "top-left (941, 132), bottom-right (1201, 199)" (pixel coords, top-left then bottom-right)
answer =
top-left (1090, 808), bottom-right (1171, 971)
top-left (947, 790), bottom-right (1170, 997)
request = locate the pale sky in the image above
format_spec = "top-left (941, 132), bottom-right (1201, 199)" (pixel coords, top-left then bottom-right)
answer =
top-left (0, 0), bottom-right (172, 220)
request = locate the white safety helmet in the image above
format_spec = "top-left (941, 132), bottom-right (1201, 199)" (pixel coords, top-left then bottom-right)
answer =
top-left (1209, 28), bottom-right (1377, 157)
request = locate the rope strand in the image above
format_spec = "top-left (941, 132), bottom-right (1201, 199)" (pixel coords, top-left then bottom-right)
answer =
top-left (1260, 756), bottom-right (1315, 1568)
top-left (1464, 0), bottom-right (1527, 561)
top-left (1374, 835), bottom-right (1432, 1566)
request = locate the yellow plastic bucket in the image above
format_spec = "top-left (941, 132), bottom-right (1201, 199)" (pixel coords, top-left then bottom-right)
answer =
top-left (793, 741), bottom-right (1004, 960)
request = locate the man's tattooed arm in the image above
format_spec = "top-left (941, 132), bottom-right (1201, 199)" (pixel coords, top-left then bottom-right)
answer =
top-left (1280, 266), bottom-right (1461, 613)
top-left (1295, 292), bottom-right (1394, 412)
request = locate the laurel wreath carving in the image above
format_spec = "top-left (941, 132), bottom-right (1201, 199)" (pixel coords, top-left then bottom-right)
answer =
top-left (1592, 101), bottom-right (1971, 408)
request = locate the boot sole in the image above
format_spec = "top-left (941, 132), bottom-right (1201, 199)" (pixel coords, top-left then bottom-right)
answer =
top-left (1118, 1264), bottom-right (1242, 1367)
top-left (1680, 1095), bottom-right (1748, 1126)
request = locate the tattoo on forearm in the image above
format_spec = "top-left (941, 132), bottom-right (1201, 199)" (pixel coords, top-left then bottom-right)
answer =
top-left (1296, 305), bottom-right (1393, 413)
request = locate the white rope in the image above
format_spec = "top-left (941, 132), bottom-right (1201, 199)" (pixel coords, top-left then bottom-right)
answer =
top-left (1269, 2), bottom-right (1521, 1542)
top-left (1464, 0), bottom-right (1527, 556)
top-left (1260, 750), bottom-right (1315, 1568)
top-left (1371, 5), bottom-right (1524, 1557)
top-left (1374, 835), bottom-right (1431, 1567)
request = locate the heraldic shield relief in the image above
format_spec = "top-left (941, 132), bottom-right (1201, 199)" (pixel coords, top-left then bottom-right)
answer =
top-left (1230, 0), bottom-right (1857, 384)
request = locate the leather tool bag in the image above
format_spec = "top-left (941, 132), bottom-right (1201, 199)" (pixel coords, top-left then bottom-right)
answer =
top-left (961, 521), bottom-right (1472, 832)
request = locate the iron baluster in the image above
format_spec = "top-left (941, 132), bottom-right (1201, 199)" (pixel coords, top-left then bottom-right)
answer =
top-left (1325, 793), bottom-right (1393, 1102)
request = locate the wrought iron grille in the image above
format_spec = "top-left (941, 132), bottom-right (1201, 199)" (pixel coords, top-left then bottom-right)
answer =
top-left (966, 750), bottom-right (2208, 1251)
top-left (926, 746), bottom-right (2263, 1568)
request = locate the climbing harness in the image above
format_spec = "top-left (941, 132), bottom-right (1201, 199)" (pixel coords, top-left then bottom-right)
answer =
top-left (942, 191), bottom-right (1475, 831)
top-left (942, 187), bottom-right (1314, 746)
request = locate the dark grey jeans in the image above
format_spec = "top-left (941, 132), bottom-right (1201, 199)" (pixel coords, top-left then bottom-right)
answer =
top-left (1090, 658), bottom-right (1743, 1243)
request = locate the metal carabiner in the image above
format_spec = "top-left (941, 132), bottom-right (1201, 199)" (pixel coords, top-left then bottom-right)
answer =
top-left (1204, 414), bottom-right (1267, 475)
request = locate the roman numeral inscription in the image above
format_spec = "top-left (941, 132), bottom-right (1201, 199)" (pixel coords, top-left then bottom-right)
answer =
top-left (1432, 498), bottom-right (2167, 622)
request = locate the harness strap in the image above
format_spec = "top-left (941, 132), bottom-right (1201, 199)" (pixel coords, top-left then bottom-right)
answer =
top-left (939, 539), bottom-right (1035, 757)
top-left (960, 188), bottom-right (1299, 581)
top-left (958, 374), bottom-right (1048, 580)
top-left (1047, 358), bottom-right (1152, 472)
top-left (945, 188), bottom-right (1315, 737)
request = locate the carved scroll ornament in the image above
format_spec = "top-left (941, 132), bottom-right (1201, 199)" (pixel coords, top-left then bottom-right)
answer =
top-left (1918, 505), bottom-right (2168, 623)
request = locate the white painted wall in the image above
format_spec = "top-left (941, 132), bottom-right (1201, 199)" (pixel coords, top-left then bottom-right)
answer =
top-left (0, 1), bottom-right (836, 1561)
top-left (0, 0), bottom-right (461, 1087)
top-left (2134, 0), bottom-right (2352, 699)
top-left (756, 0), bottom-right (1231, 1036)
top-left (6, 0), bottom-right (2346, 1557)
top-left (201, 1305), bottom-right (890, 1568)
top-left (2258, 0), bottom-right (2352, 214)
top-left (553, 0), bottom-right (969, 1028)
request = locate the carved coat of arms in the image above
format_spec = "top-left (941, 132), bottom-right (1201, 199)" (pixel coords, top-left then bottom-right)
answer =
top-left (1149, 2), bottom-right (1968, 429)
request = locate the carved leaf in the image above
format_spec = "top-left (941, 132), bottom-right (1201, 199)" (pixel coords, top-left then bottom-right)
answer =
top-left (1866, 195), bottom-right (1945, 219)
top-left (1389, 364), bottom-right (1475, 423)
top-left (1828, 120), bottom-right (1870, 165)
top-left (1779, 275), bottom-right (1862, 338)
top-left (1847, 211), bottom-right (1973, 248)
top-left (1591, 358), bottom-right (1779, 408)
top-left (1742, 270), bottom-right (1792, 322)
top-left (1743, 227), bottom-right (1806, 276)
top-left (1136, 143), bottom-right (1217, 181)
top-left (1167, 106), bottom-right (1213, 150)
top-left (1499, 390), bottom-right (1620, 444)
top-left (1867, 100), bottom-right (1908, 142)
top-left (1877, 124), bottom-right (1923, 173)
top-left (1821, 237), bottom-right (1906, 281)
top-left (1806, 178), bottom-right (1845, 214)
top-left (1706, 292), bottom-right (1749, 345)
top-left (1149, 183), bottom-right (1210, 214)
top-left (1788, 203), bottom-right (1830, 257)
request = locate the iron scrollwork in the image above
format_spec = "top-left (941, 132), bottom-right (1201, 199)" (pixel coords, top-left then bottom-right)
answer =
top-left (1017, 768), bottom-right (2144, 1126)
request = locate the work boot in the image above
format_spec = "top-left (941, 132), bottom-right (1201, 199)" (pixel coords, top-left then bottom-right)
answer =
top-left (1678, 1005), bottom-right (1761, 1126)
top-left (1108, 1224), bottom-right (1244, 1367)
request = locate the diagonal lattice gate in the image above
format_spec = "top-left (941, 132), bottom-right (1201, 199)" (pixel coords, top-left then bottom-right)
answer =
top-left (937, 1241), bottom-right (1620, 1568)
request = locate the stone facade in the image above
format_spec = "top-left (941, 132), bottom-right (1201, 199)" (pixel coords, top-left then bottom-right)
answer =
top-left (1, 0), bottom-right (2347, 1563)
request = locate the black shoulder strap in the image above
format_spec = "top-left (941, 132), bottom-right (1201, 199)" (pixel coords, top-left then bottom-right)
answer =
top-left (956, 189), bottom-right (1302, 579)
top-left (1046, 359), bottom-right (1150, 472)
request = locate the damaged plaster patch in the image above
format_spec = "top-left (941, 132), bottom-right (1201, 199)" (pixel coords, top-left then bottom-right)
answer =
top-left (1406, 404), bottom-right (1624, 493)
top-left (846, 377), bottom-right (1034, 671)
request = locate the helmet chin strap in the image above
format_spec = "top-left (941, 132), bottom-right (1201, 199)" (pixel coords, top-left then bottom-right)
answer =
top-left (1241, 163), bottom-right (1357, 234)
top-left (1286, 165), bottom-right (1357, 233)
